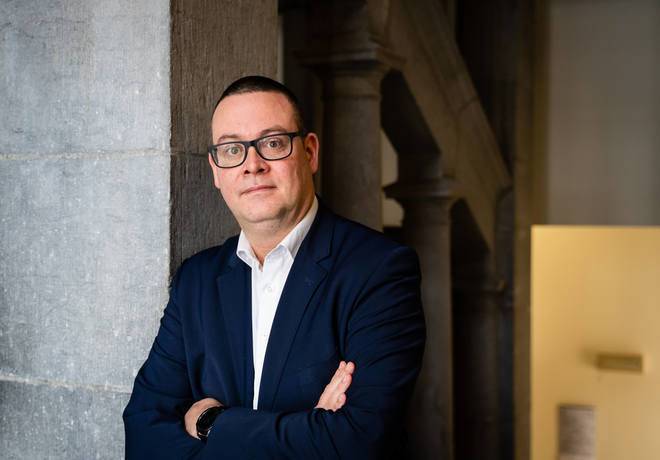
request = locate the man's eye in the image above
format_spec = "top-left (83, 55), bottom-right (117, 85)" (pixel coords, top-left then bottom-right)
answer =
top-left (267, 139), bottom-right (283, 149)
top-left (221, 145), bottom-right (242, 156)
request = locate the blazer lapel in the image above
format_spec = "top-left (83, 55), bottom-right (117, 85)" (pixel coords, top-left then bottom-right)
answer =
top-left (258, 205), bottom-right (334, 410)
top-left (216, 252), bottom-right (254, 408)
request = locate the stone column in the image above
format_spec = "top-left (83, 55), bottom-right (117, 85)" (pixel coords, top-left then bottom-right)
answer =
top-left (452, 262), bottom-right (501, 460)
top-left (386, 180), bottom-right (456, 460)
top-left (0, 2), bottom-right (172, 458)
top-left (298, 0), bottom-right (402, 230)
top-left (316, 68), bottom-right (387, 230)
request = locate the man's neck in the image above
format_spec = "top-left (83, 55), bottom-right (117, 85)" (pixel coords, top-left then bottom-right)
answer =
top-left (245, 229), bottom-right (286, 266)
top-left (242, 197), bottom-right (315, 265)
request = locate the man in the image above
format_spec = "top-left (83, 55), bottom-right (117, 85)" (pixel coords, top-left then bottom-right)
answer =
top-left (123, 76), bottom-right (425, 459)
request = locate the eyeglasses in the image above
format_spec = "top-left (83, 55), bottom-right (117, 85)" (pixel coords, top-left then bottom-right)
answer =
top-left (208, 131), bottom-right (304, 168)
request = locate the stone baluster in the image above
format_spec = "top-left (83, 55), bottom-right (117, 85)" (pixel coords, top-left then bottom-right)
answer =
top-left (386, 179), bottom-right (456, 460)
top-left (452, 261), bottom-right (502, 460)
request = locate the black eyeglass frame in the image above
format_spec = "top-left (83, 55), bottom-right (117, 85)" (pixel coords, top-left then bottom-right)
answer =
top-left (208, 131), bottom-right (305, 169)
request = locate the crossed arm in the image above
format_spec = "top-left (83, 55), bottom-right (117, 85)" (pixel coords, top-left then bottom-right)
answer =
top-left (183, 361), bottom-right (356, 440)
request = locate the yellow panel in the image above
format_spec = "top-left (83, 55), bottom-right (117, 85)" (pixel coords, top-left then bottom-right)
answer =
top-left (532, 226), bottom-right (660, 460)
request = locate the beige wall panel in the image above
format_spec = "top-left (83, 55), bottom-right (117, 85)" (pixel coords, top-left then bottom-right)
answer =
top-left (532, 226), bottom-right (660, 460)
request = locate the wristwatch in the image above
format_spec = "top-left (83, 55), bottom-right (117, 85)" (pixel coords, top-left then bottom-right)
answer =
top-left (196, 405), bottom-right (226, 442)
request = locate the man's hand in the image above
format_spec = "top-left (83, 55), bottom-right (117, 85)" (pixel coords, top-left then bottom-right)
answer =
top-left (184, 397), bottom-right (222, 439)
top-left (315, 361), bottom-right (355, 411)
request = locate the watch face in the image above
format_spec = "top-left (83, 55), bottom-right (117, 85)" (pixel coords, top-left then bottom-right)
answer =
top-left (197, 406), bottom-right (223, 433)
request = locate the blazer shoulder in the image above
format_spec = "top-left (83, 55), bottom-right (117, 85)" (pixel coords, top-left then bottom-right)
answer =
top-left (330, 213), bottom-right (418, 265)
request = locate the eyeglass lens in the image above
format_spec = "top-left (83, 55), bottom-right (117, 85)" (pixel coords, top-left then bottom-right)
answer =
top-left (214, 134), bottom-right (293, 167)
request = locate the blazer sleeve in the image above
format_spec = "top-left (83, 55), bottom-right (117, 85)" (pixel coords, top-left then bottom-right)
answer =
top-left (200, 245), bottom-right (426, 459)
top-left (123, 261), bottom-right (205, 459)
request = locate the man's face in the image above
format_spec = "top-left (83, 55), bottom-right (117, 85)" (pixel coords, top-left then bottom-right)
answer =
top-left (208, 91), bottom-right (319, 232)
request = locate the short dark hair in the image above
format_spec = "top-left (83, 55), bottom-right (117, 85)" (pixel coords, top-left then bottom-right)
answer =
top-left (213, 75), bottom-right (306, 133)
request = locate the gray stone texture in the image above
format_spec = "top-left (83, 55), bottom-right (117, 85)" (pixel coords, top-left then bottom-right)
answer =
top-left (0, 155), bottom-right (170, 389)
top-left (1, 0), bottom-right (171, 457)
top-left (300, 0), bottom-right (391, 231)
top-left (399, 195), bottom-right (455, 460)
top-left (0, 0), bottom-right (171, 156)
top-left (0, 379), bottom-right (129, 460)
top-left (169, 0), bottom-right (278, 266)
top-left (318, 71), bottom-right (385, 230)
top-left (170, 153), bottom-right (240, 271)
top-left (170, 0), bottom-right (279, 156)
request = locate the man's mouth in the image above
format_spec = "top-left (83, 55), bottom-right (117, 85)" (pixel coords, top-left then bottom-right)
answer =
top-left (242, 185), bottom-right (275, 195)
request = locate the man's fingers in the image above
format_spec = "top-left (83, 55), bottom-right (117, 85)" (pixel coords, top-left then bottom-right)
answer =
top-left (337, 371), bottom-right (352, 393)
top-left (331, 361), bottom-right (346, 381)
top-left (324, 361), bottom-right (344, 390)
top-left (315, 361), bottom-right (355, 411)
top-left (332, 361), bottom-right (354, 393)
top-left (323, 362), bottom-right (344, 393)
top-left (327, 361), bottom-right (353, 391)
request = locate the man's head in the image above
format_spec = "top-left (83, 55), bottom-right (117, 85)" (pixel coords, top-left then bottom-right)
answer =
top-left (208, 76), bottom-right (319, 237)
top-left (213, 76), bottom-right (306, 133)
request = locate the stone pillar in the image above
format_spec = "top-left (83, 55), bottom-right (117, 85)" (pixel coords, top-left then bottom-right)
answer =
top-left (0, 2), bottom-right (172, 458)
top-left (452, 262), bottom-right (501, 460)
top-left (386, 180), bottom-right (456, 460)
top-left (299, 0), bottom-right (401, 230)
top-left (0, 1), bottom-right (277, 458)
top-left (315, 68), bottom-right (387, 230)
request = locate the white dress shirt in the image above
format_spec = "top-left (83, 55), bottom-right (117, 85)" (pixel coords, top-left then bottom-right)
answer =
top-left (235, 197), bottom-right (319, 410)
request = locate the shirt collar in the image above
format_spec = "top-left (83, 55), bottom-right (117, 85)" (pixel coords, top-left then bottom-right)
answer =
top-left (236, 196), bottom-right (319, 268)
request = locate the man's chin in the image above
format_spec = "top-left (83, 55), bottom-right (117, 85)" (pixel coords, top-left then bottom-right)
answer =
top-left (240, 209), bottom-right (286, 227)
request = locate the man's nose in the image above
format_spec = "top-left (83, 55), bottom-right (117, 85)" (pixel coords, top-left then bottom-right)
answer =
top-left (243, 146), bottom-right (268, 174)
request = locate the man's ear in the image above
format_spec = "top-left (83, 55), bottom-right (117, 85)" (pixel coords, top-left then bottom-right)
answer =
top-left (208, 153), bottom-right (222, 190)
top-left (304, 132), bottom-right (320, 175)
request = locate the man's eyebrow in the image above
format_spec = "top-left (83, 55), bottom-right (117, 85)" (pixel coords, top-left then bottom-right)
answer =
top-left (215, 125), bottom-right (291, 144)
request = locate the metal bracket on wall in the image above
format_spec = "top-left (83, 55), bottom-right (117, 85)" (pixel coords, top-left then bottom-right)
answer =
top-left (596, 353), bottom-right (644, 373)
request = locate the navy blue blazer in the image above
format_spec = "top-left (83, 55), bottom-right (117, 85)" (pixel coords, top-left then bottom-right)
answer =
top-left (123, 203), bottom-right (425, 459)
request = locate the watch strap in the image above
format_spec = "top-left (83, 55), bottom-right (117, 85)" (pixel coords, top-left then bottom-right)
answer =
top-left (196, 405), bottom-right (226, 442)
